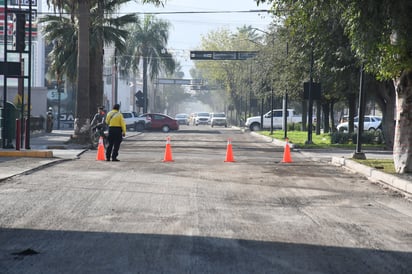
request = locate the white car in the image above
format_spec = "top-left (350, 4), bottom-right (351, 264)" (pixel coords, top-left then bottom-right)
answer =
top-left (122, 111), bottom-right (150, 131)
top-left (194, 112), bottom-right (210, 125)
top-left (245, 109), bottom-right (302, 131)
top-left (337, 115), bottom-right (382, 132)
top-left (210, 112), bottom-right (228, 127)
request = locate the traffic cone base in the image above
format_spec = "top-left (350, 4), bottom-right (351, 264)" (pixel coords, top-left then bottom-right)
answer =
top-left (163, 137), bottom-right (174, 162)
top-left (224, 139), bottom-right (235, 162)
top-left (281, 142), bottom-right (293, 163)
top-left (96, 137), bottom-right (106, 161)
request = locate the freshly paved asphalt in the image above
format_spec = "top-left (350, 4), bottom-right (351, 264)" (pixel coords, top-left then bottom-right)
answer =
top-left (0, 129), bottom-right (411, 196)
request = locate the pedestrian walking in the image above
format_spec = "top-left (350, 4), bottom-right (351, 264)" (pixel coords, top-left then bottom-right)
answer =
top-left (105, 104), bottom-right (126, 161)
top-left (46, 107), bottom-right (54, 133)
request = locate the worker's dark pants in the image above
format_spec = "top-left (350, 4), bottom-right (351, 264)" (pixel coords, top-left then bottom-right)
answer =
top-left (106, 127), bottom-right (122, 160)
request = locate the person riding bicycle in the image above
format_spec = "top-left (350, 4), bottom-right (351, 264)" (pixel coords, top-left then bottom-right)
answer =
top-left (91, 106), bottom-right (107, 132)
top-left (90, 106), bottom-right (107, 148)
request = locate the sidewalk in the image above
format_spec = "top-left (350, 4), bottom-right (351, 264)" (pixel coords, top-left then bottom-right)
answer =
top-left (0, 130), bottom-right (86, 158)
top-left (1, 130), bottom-right (411, 196)
top-left (0, 130), bottom-right (87, 181)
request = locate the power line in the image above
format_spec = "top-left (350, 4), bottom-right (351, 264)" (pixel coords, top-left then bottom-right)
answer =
top-left (36, 9), bottom-right (271, 16)
top-left (117, 9), bottom-right (270, 15)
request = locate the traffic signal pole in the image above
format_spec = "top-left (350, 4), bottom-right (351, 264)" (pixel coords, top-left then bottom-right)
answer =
top-left (2, 1), bottom-right (8, 148)
top-left (1, 5), bottom-right (32, 149)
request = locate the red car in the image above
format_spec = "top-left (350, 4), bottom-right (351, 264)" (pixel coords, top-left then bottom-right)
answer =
top-left (139, 113), bottom-right (179, 132)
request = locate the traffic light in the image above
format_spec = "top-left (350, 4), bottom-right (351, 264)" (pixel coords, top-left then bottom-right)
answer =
top-left (12, 13), bottom-right (26, 53)
top-left (135, 90), bottom-right (144, 108)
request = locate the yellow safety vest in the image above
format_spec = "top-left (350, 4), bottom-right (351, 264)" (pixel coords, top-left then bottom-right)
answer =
top-left (105, 110), bottom-right (126, 133)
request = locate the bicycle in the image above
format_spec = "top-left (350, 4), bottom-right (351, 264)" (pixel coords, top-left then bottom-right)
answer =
top-left (90, 123), bottom-right (108, 149)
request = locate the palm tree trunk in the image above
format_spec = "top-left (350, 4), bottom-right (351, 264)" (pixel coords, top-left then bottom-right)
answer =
top-left (90, 0), bottom-right (104, 115)
top-left (143, 56), bottom-right (148, 113)
top-left (89, 45), bottom-right (103, 115)
top-left (74, 1), bottom-right (91, 142)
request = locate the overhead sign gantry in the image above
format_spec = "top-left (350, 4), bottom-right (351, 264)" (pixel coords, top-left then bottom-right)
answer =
top-left (190, 51), bottom-right (258, 60)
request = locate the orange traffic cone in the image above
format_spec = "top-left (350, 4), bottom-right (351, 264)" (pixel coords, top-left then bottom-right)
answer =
top-left (96, 137), bottom-right (106, 161)
top-left (281, 138), bottom-right (293, 163)
top-left (163, 136), bottom-right (174, 162)
top-left (224, 138), bottom-right (235, 162)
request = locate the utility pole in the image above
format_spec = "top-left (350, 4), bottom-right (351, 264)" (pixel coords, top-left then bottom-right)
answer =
top-left (270, 88), bottom-right (274, 135)
top-left (306, 46), bottom-right (314, 144)
top-left (353, 65), bottom-right (366, 159)
top-left (283, 42), bottom-right (289, 140)
top-left (113, 49), bottom-right (118, 105)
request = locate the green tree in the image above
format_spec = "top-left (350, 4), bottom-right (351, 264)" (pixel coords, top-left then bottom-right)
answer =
top-left (118, 14), bottom-right (176, 113)
top-left (339, 0), bottom-right (412, 172)
top-left (194, 27), bottom-right (260, 125)
top-left (41, 1), bottom-right (136, 117)
top-left (40, 14), bottom-right (77, 83)
top-left (159, 63), bottom-right (192, 114)
top-left (256, 0), bottom-right (407, 171)
top-left (46, 0), bottom-right (164, 143)
top-left (89, 0), bottom-right (137, 116)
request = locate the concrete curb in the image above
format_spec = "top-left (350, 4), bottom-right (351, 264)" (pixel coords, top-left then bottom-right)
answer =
top-left (331, 157), bottom-right (412, 196)
top-left (249, 131), bottom-right (293, 148)
top-left (250, 131), bottom-right (411, 196)
top-left (0, 158), bottom-right (67, 182)
top-left (0, 150), bottom-right (53, 158)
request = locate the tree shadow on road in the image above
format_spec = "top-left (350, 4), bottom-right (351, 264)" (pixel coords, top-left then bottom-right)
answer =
top-left (0, 228), bottom-right (410, 273)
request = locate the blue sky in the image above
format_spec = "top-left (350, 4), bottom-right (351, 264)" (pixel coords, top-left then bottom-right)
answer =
top-left (120, 0), bottom-right (274, 77)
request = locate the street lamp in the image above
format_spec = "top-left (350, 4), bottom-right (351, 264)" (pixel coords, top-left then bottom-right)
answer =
top-left (245, 35), bottom-right (266, 131)
top-left (252, 28), bottom-right (290, 137)
top-left (283, 42), bottom-right (289, 140)
top-left (306, 45), bottom-right (314, 145)
top-left (270, 88), bottom-right (274, 135)
top-left (251, 28), bottom-right (276, 134)
top-left (353, 65), bottom-right (366, 159)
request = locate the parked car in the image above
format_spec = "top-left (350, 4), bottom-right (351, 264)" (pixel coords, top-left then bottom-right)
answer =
top-left (194, 112), bottom-right (210, 126)
top-left (210, 112), bottom-right (228, 127)
top-left (122, 111), bottom-right (150, 131)
top-left (336, 115), bottom-right (382, 132)
top-left (339, 115), bottom-right (349, 124)
top-left (175, 113), bottom-right (190, 125)
top-left (139, 113), bottom-right (179, 132)
top-left (245, 109), bottom-right (302, 131)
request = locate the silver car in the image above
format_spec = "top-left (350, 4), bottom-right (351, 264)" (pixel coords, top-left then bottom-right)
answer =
top-left (337, 115), bottom-right (382, 132)
top-left (175, 113), bottom-right (190, 125)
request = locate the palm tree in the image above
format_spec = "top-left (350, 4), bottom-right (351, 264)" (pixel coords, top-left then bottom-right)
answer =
top-left (40, 12), bottom-right (77, 82)
top-left (119, 15), bottom-right (176, 113)
top-left (45, 0), bottom-right (164, 143)
top-left (42, 0), bottom-right (89, 142)
top-left (89, 0), bottom-right (137, 116)
top-left (41, 1), bottom-right (137, 127)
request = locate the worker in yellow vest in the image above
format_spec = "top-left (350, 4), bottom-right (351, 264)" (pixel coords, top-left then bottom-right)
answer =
top-left (105, 104), bottom-right (126, 161)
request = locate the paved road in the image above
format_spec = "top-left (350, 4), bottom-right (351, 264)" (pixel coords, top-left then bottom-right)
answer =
top-left (0, 127), bottom-right (411, 273)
